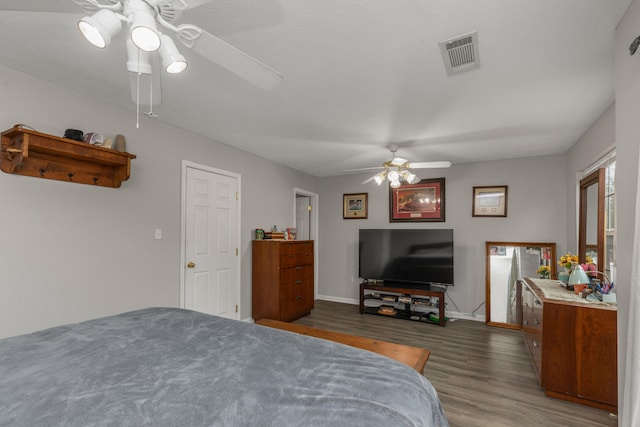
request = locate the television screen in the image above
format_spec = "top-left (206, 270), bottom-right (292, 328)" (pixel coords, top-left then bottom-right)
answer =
top-left (358, 229), bottom-right (454, 286)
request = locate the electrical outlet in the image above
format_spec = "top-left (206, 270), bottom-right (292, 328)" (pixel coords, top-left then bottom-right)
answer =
top-left (155, 229), bottom-right (162, 240)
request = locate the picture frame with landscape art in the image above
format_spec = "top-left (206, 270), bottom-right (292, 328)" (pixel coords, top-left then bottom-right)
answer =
top-left (389, 178), bottom-right (445, 222)
top-left (343, 193), bottom-right (368, 219)
top-left (472, 186), bottom-right (508, 217)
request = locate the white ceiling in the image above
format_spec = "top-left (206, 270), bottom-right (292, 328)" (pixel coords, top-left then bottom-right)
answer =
top-left (0, 0), bottom-right (631, 178)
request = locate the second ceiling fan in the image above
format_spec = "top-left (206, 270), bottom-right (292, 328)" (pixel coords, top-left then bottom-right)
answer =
top-left (354, 145), bottom-right (452, 187)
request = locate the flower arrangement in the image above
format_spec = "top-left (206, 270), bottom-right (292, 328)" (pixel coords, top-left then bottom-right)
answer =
top-left (558, 252), bottom-right (579, 269)
top-left (536, 265), bottom-right (551, 279)
top-left (581, 262), bottom-right (597, 277)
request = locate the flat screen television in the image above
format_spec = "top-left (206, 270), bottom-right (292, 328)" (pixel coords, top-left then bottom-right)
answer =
top-left (358, 229), bottom-right (454, 287)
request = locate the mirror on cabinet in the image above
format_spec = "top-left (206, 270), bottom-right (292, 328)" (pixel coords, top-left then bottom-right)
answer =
top-left (485, 241), bottom-right (556, 329)
top-left (579, 169), bottom-right (605, 275)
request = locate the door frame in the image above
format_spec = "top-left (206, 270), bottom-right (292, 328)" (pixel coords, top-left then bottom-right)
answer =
top-left (180, 160), bottom-right (242, 315)
top-left (294, 188), bottom-right (319, 299)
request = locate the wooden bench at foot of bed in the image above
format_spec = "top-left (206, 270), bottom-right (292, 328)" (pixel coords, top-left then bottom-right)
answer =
top-left (255, 318), bottom-right (430, 374)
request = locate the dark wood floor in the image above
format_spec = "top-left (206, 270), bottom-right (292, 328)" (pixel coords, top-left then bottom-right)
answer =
top-left (294, 301), bottom-right (617, 427)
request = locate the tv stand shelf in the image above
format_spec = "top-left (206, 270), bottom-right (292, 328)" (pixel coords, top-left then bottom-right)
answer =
top-left (359, 283), bottom-right (447, 327)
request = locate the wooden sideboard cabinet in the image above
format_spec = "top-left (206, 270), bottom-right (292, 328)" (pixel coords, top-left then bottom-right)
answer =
top-left (521, 278), bottom-right (617, 412)
top-left (252, 240), bottom-right (314, 322)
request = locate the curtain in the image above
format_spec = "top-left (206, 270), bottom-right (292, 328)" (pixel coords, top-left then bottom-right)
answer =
top-left (622, 158), bottom-right (640, 425)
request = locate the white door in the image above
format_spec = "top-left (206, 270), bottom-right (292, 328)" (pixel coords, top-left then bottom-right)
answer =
top-left (183, 165), bottom-right (239, 319)
top-left (295, 196), bottom-right (311, 241)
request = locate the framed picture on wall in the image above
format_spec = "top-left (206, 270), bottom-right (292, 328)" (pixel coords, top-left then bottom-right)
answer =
top-left (343, 193), bottom-right (368, 219)
top-left (472, 186), bottom-right (508, 217)
top-left (389, 178), bottom-right (445, 222)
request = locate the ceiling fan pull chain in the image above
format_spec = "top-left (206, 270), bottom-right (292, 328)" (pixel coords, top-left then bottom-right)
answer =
top-left (136, 53), bottom-right (141, 129)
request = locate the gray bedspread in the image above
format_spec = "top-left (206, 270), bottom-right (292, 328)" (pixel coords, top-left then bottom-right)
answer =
top-left (0, 307), bottom-right (449, 426)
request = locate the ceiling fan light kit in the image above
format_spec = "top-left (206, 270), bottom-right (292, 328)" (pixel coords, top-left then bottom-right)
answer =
top-left (70, 0), bottom-right (283, 94)
top-left (359, 145), bottom-right (451, 187)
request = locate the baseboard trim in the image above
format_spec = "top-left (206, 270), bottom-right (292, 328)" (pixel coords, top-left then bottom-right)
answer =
top-left (315, 295), bottom-right (486, 323)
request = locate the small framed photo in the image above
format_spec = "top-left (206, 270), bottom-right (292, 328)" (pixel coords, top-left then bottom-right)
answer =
top-left (343, 193), bottom-right (368, 219)
top-left (489, 245), bottom-right (507, 256)
top-left (389, 178), bottom-right (445, 222)
top-left (473, 186), bottom-right (508, 217)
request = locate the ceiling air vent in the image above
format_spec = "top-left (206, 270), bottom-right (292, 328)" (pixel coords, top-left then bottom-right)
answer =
top-left (439, 31), bottom-right (479, 76)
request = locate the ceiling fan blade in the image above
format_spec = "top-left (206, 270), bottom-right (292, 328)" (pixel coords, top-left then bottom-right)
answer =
top-left (344, 166), bottom-right (384, 172)
top-left (408, 161), bottom-right (452, 169)
top-left (361, 175), bottom-right (378, 185)
top-left (129, 71), bottom-right (162, 106)
top-left (178, 25), bottom-right (283, 91)
top-left (0, 0), bottom-right (83, 14)
top-left (390, 157), bottom-right (408, 166)
top-left (178, 0), bottom-right (214, 10)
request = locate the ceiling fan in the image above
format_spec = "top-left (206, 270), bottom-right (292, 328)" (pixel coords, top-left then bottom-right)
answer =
top-left (3, 0), bottom-right (283, 106)
top-left (353, 145), bottom-right (452, 187)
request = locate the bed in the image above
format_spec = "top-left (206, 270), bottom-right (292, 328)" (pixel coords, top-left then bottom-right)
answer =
top-left (0, 307), bottom-right (449, 426)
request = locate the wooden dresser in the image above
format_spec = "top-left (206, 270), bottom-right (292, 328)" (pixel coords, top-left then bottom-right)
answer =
top-left (252, 240), bottom-right (314, 322)
top-left (521, 278), bottom-right (617, 412)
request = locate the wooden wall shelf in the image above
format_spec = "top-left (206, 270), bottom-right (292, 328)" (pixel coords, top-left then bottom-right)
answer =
top-left (1, 125), bottom-right (136, 188)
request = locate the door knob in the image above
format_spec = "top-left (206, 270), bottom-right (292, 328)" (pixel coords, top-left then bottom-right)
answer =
top-left (187, 262), bottom-right (196, 269)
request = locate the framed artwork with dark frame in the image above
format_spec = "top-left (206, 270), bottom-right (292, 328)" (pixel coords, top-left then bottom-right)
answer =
top-left (472, 186), bottom-right (508, 217)
top-left (343, 193), bottom-right (368, 219)
top-left (389, 178), bottom-right (445, 222)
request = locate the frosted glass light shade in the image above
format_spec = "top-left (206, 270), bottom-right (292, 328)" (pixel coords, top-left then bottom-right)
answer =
top-left (130, 11), bottom-right (161, 52)
top-left (159, 35), bottom-right (188, 73)
top-left (78, 9), bottom-right (122, 48)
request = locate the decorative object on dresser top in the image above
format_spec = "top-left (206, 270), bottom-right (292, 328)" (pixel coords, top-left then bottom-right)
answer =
top-left (521, 278), bottom-right (617, 413)
top-left (0, 308), bottom-right (449, 426)
top-left (252, 240), bottom-right (314, 322)
top-left (1, 125), bottom-right (135, 188)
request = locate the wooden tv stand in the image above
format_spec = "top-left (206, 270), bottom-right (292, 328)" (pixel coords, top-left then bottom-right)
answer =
top-left (360, 282), bottom-right (447, 327)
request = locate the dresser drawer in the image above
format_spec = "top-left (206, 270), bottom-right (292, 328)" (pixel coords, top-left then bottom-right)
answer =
top-left (282, 265), bottom-right (313, 283)
top-left (523, 330), bottom-right (542, 381)
top-left (279, 242), bottom-right (313, 268)
top-left (280, 280), bottom-right (313, 321)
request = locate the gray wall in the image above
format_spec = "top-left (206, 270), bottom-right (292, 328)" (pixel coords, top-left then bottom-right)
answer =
top-left (317, 154), bottom-right (568, 318)
top-left (0, 65), bottom-right (317, 338)
top-left (614, 1), bottom-right (640, 418)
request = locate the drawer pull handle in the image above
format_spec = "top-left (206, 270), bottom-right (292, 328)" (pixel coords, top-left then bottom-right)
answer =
top-left (295, 295), bottom-right (303, 300)
top-left (295, 266), bottom-right (303, 270)
top-left (524, 303), bottom-right (529, 308)
top-left (534, 319), bottom-right (539, 325)
top-left (295, 280), bottom-right (302, 284)
top-left (533, 340), bottom-right (539, 348)
top-left (534, 300), bottom-right (541, 306)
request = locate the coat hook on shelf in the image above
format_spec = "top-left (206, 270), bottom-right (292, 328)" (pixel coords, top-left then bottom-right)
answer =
top-left (5, 148), bottom-right (22, 161)
top-left (630, 36), bottom-right (640, 55)
top-left (93, 177), bottom-right (98, 184)
top-left (67, 173), bottom-right (74, 181)
top-left (39, 168), bottom-right (46, 177)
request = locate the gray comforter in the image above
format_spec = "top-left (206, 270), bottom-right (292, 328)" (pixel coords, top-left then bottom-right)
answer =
top-left (0, 307), bottom-right (449, 426)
